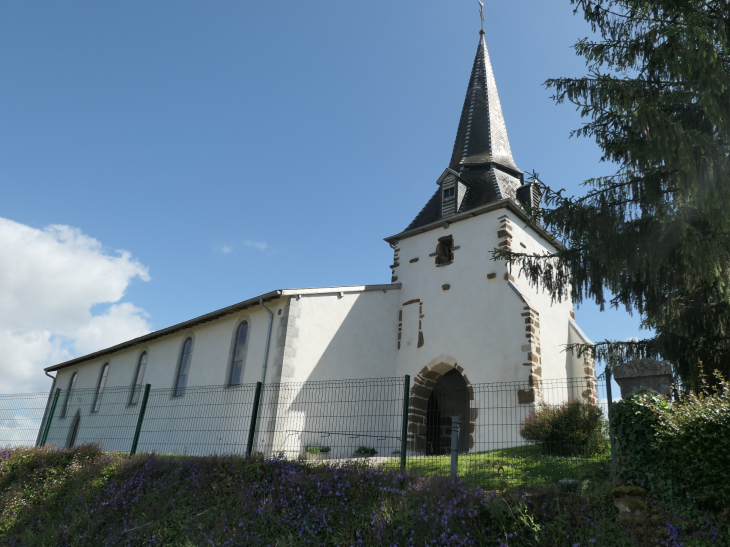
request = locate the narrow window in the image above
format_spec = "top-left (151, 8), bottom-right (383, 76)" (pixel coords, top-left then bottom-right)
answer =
top-left (230, 322), bottom-right (248, 385)
top-left (67, 410), bottom-right (81, 448)
top-left (61, 372), bottom-right (78, 418)
top-left (435, 236), bottom-right (454, 266)
top-left (92, 363), bottom-right (110, 413)
top-left (175, 338), bottom-right (193, 396)
top-left (130, 352), bottom-right (148, 405)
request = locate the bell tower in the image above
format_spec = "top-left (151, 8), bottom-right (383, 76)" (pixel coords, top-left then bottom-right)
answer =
top-left (384, 27), bottom-right (589, 402)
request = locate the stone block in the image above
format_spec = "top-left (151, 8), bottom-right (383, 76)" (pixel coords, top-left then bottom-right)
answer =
top-left (517, 389), bottom-right (535, 404)
top-left (613, 359), bottom-right (673, 397)
top-left (411, 384), bottom-right (430, 400)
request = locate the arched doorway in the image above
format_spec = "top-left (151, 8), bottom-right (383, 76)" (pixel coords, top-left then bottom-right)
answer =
top-left (423, 369), bottom-right (471, 454)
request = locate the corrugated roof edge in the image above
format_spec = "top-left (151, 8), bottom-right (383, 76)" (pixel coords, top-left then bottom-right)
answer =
top-left (384, 198), bottom-right (563, 250)
top-left (45, 283), bottom-right (402, 372)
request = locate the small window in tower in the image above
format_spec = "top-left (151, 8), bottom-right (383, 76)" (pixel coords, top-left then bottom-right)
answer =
top-left (444, 187), bottom-right (455, 199)
top-left (435, 236), bottom-right (454, 266)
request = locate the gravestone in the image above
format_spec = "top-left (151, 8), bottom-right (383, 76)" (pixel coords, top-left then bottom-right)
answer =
top-left (613, 359), bottom-right (673, 398)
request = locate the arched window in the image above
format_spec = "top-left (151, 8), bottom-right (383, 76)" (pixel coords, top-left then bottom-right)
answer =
top-left (174, 338), bottom-right (193, 397)
top-left (230, 322), bottom-right (249, 385)
top-left (67, 410), bottom-right (81, 448)
top-left (92, 363), bottom-right (110, 413)
top-left (61, 372), bottom-right (78, 418)
top-left (130, 352), bottom-right (148, 405)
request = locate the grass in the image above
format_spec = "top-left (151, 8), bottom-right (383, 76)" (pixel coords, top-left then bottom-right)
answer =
top-left (394, 445), bottom-right (611, 490)
top-left (0, 445), bottom-right (724, 546)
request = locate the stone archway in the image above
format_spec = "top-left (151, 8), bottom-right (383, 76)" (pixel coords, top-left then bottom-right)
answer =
top-left (408, 356), bottom-right (476, 454)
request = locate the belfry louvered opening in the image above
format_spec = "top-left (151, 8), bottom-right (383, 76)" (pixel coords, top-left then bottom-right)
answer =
top-left (442, 174), bottom-right (457, 217)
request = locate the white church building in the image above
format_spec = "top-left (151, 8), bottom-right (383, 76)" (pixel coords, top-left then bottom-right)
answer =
top-left (42, 30), bottom-right (596, 457)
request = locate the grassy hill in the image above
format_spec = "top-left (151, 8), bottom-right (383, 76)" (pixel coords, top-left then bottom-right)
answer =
top-left (0, 445), bottom-right (720, 546)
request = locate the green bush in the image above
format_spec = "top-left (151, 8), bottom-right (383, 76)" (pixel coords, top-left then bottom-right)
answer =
top-left (354, 446), bottom-right (377, 456)
top-left (613, 373), bottom-right (730, 513)
top-left (304, 445), bottom-right (331, 454)
top-left (611, 388), bottom-right (668, 490)
top-left (519, 399), bottom-right (608, 456)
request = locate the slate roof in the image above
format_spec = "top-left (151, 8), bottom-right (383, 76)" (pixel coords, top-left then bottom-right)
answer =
top-left (405, 31), bottom-right (526, 232)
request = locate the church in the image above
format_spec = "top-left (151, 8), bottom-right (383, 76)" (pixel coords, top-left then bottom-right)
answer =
top-left (42, 29), bottom-right (596, 455)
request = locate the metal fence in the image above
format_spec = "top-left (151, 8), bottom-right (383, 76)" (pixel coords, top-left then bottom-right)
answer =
top-left (1, 375), bottom-right (611, 488)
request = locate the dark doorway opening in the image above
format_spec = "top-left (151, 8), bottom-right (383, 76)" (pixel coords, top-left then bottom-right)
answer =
top-left (429, 369), bottom-right (470, 454)
top-left (426, 390), bottom-right (442, 455)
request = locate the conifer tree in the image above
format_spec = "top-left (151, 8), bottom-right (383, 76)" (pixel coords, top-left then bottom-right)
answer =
top-left (494, 0), bottom-right (730, 387)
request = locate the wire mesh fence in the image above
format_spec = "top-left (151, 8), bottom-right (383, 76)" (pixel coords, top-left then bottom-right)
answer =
top-left (401, 376), bottom-right (610, 488)
top-left (137, 384), bottom-right (258, 456)
top-left (255, 378), bottom-right (405, 461)
top-left (0, 392), bottom-right (52, 448)
top-left (1, 374), bottom-right (611, 488)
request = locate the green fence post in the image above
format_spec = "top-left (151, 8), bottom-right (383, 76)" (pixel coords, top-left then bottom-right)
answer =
top-left (246, 382), bottom-right (263, 459)
top-left (400, 375), bottom-right (410, 472)
top-left (130, 384), bottom-right (151, 456)
top-left (605, 368), bottom-right (617, 478)
top-left (40, 388), bottom-right (61, 447)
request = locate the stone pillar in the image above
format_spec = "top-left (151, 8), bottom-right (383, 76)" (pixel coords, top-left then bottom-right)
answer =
top-left (613, 359), bottom-right (673, 398)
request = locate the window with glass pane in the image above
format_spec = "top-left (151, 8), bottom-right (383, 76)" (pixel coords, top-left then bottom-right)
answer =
top-left (61, 372), bottom-right (78, 418)
top-left (92, 363), bottom-right (109, 412)
top-left (130, 352), bottom-right (147, 405)
top-left (230, 322), bottom-right (248, 385)
top-left (175, 339), bottom-right (193, 396)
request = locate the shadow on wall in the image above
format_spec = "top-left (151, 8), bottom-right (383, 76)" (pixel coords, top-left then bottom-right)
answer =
top-left (257, 292), bottom-right (401, 459)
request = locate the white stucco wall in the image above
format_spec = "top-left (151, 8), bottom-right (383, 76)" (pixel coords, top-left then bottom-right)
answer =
top-left (287, 290), bottom-right (400, 382)
top-left (391, 206), bottom-right (586, 385)
top-left (393, 208), bottom-right (561, 384)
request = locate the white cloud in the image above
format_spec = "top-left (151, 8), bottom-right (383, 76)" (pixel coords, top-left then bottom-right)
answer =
top-left (0, 218), bottom-right (151, 394)
top-left (218, 244), bottom-right (233, 254)
top-left (243, 240), bottom-right (268, 251)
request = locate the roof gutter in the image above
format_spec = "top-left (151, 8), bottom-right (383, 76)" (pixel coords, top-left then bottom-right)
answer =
top-left (43, 283), bottom-right (402, 374)
top-left (45, 289), bottom-right (284, 373)
top-left (35, 371), bottom-right (57, 446)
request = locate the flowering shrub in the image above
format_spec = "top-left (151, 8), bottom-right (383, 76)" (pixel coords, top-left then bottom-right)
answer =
top-left (519, 399), bottom-right (608, 456)
top-left (354, 445), bottom-right (377, 456)
top-left (0, 445), bottom-right (723, 546)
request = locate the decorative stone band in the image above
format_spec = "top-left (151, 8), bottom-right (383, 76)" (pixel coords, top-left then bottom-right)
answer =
top-left (391, 247), bottom-right (400, 282)
top-left (497, 214), bottom-right (513, 254)
top-left (519, 305), bottom-right (542, 405)
top-left (407, 355), bottom-right (476, 454)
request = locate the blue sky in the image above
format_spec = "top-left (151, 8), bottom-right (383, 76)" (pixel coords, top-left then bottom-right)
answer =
top-left (0, 1), bottom-right (641, 391)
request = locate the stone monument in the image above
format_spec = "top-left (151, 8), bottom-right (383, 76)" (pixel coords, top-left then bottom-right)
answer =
top-left (613, 359), bottom-right (674, 398)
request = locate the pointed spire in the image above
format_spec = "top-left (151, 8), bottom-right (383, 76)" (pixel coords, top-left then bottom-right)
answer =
top-left (449, 32), bottom-right (520, 175)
